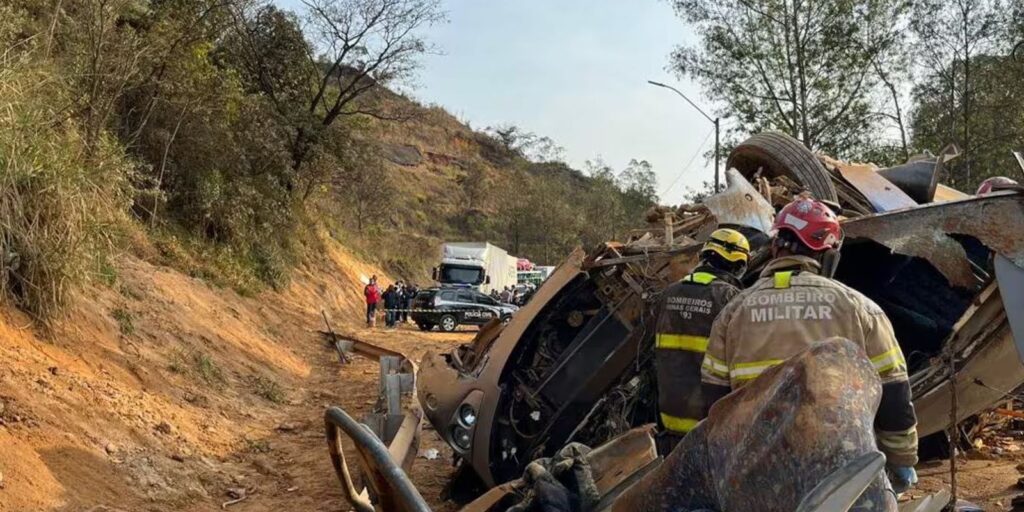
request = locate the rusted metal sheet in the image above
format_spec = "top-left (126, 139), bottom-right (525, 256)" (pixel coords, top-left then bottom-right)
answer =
top-left (906, 279), bottom-right (1024, 435)
top-left (457, 484), bottom-right (517, 512)
top-left (843, 193), bottom-right (1024, 288)
top-left (587, 425), bottom-right (658, 496)
top-left (319, 331), bottom-right (410, 361)
top-left (913, 322), bottom-right (1024, 436)
top-left (703, 169), bottom-right (775, 233)
top-left (457, 426), bottom-right (659, 512)
top-left (835, 163), bottom-right (917, 212)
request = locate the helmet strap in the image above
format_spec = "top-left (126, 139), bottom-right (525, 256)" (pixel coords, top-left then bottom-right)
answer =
top-left (820, 248), bottom-right (842, 278)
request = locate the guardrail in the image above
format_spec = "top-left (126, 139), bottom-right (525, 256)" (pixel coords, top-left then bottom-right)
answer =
top-left (318, 321), bottom-right (427, 511)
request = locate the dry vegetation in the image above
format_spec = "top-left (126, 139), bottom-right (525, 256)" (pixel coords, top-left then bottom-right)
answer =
top-left (0, 50), bottom-right (130, 319)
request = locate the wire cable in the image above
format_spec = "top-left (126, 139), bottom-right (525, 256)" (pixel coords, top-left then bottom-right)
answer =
top-left (660, 127), bottom-right (715, 199)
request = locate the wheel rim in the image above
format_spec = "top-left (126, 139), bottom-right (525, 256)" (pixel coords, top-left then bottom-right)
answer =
top-left (442, 317), bottom-right (455, 330)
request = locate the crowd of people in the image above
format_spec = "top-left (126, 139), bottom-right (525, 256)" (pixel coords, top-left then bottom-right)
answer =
top-left (363, 274), bottom-right (539, 330)
top-left (492, 284), bottom-right (535, 306)
top-left (362, 275), bottom-right (419, 328)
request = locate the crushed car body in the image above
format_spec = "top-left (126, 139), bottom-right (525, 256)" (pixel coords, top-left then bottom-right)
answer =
top-left (324, 131), bottom-right (1024, 512)
top-left (417, 135), bottom-right (1024, 488)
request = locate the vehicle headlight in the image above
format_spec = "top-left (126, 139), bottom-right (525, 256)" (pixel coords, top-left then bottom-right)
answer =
top-left (458, 404), bottom-right (477, 427)
top-left (451, 425), bottom-right (472, 451)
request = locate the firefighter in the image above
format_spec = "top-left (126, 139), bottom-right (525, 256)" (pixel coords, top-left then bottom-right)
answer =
top-left (701, 197), bottom-right (919, 494)
top-left (653, 227), bottom-right (749, 454)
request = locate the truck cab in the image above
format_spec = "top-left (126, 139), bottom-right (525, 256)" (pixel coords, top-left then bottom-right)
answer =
top-left (434, 242), bottom-right (517, 295)
top-left (437, 262), bottom-right (487, 287)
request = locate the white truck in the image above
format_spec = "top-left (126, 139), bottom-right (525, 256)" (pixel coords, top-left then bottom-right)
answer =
top-left (434, 242), bottom-right (518, 295)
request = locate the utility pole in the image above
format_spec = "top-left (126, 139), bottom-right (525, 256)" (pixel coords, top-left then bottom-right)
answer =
top-left (647, 80), bottom-right (721, 192)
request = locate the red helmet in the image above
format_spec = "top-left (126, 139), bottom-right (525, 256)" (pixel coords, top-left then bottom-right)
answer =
top-left (771, 198), bottom-right (842, 252)
top-left (976, 176), bottom-right (1018, 195)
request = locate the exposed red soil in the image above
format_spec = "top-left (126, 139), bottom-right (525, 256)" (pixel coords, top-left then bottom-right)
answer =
top-left (0, 235), bottom-right (470, 512)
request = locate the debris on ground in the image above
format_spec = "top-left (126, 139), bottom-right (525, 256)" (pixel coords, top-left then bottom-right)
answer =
top-left (221, 487), bottom-right (250, 509)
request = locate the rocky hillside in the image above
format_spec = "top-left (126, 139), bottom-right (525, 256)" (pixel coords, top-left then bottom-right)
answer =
top-left (323, 89), bottom-right (655, 280)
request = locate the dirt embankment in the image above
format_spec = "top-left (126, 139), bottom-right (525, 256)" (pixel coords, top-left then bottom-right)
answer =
top-left (0, 234), bottom-right (469, 512)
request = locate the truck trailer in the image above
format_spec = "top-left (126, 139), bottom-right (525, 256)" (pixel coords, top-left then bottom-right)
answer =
top-left (434, 242), bottom-right (517, 295)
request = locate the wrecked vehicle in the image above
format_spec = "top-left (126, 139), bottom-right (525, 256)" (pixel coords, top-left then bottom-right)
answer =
top-left (325, 131), bottom-right (1024, 511)
top-left (329, 339), bottom-right (931, 512)
top-left (417, 132), bottom-right (1024, 488)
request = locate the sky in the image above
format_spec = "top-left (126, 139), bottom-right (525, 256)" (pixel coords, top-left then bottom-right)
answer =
top-left (278, 0), bottom-right (717, 203)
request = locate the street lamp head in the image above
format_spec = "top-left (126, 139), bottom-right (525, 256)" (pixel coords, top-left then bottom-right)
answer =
top-left (646, 78), bottom-right (722, 193)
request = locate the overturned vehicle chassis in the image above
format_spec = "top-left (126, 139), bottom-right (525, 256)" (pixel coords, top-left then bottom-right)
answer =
top-left (420, 142), bottom-right (1024, 481)
top-left (330, 133), bottom-right (1024, 510)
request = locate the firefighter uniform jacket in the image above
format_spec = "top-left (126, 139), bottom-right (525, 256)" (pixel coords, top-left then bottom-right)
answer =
top-left (702, 255), bottom-right (919, 467)
top-left (654, 265), bottom-right (741, 435)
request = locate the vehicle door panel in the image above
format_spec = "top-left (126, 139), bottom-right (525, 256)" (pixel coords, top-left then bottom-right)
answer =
top-left (455, 290), bottom-right (492, 325)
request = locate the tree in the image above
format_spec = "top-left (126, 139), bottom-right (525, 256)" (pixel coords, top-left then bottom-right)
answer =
top-left (336, 153), bottom-right (392, 233)
top-left (461, 161), bottom-right (492, 211)
top-left (681, 180), bottom-right (716, 203)
top-left (485, 124), bottom-right (565, 163)
top-left (224, 0), bottom-right (445, 176)
top-left (62, 0), bottom-right (149, 155)
top-left (909, 0), bottom-right (1009, 189)
top-left (911, 54), bottom-right (1024, 189)
top-left (618, 158), bottom-right (658, 223)
top-left (619, 159), bottom-right (658, 201)
top-left (669, 0), bottom-right (911, 157)
top-left (870, 35), bottom-right (913, 163)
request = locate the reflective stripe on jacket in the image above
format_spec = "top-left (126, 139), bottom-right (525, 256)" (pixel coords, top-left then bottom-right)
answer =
top-left (702, 255), bottom-right (918, 466)
top-left (655, 266), bottom-right (740, 434)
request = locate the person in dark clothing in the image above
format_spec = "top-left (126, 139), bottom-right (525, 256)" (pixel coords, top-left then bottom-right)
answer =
top-left (395, 281), bottom-right (406, 323)
top-left (382, 284), bottom-right (401, 328)
top-left (652, 228), bottom-right (748, 455)
top-left (403, 284), bottom-right (417, 323)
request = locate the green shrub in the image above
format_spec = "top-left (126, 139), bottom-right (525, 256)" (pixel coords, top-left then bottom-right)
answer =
top-left (0, 54), bottom-right (130, 319)
top-left (167, 349), bottom-right (224, 384)
top-left (111, 308), bottom-right (134, 336)
top-left (248, 374), bottom-right (285, 403)
top-left (193, 353), bottom-right (224, 383)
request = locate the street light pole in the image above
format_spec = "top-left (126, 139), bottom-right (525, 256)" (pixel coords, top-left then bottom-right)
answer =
top-left (647, 80), bottom-right (721, 192)
top-left (714, 117), bottom-right (720, 192)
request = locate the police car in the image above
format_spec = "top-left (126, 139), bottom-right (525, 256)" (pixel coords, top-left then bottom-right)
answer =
top-left (411, 287), bottom-right (518, 332)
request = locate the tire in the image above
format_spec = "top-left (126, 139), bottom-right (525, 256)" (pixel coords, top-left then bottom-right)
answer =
top-left (726, 131), bottom-right (838, 203)
top-left (500, 315), bottom-right (512, 326)
top-left (416, 322), bottom-right (434, 331)
top-left (438, 314), bottom-right (458, 332)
